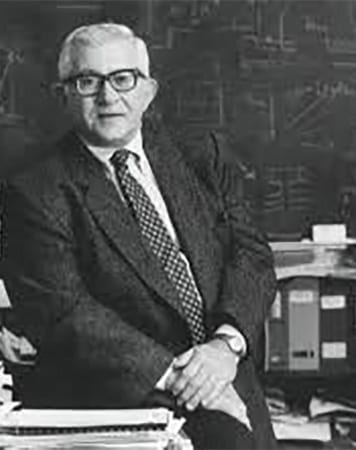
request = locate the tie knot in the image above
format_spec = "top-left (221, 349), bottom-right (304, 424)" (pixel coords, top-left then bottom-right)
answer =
top-left (110, 149), bottom-right (131, 170)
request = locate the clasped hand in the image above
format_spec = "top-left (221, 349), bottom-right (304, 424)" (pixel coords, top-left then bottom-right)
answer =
top-left (165, 339), bottom-right (238, 412)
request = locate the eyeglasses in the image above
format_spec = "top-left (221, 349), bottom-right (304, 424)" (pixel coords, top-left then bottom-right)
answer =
top-left (62, 68), bottom-right (147, 97)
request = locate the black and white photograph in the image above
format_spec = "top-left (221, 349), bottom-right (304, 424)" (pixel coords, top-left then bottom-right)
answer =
top-left (0, 1), bottom-right (356, 449)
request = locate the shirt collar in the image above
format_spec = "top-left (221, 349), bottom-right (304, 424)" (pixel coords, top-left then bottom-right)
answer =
top-left (81, 131), bottom-right (144, 169)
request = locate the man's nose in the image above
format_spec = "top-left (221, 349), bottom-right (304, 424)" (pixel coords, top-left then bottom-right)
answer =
top-left (97, 79), bottom-right (120, 104)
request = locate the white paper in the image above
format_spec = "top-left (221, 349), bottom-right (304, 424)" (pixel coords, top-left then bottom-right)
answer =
top-left (272, 419), bottom-right (331, 442)
top-left (312, 224), bottom-right (346, 243)
top-left (0, 407), bottom-right (171, 429)
top-left (309, 396), bottom-right (356, 419)
top-left (270, 291), bottom-right (282, 319)
top-left (0, 280), bottom-right (10, 308)
top-left (289, 290), bottom-right (314, 304)
top-left (321, 295), bottom-right (346, 310)
top-left (321, 342), bottom-right (347, 359)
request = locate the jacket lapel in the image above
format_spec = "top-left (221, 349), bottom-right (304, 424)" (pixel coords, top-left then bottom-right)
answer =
top-left (60, 132), bottom-right (185, 318)
top-left (143, 126), bottom-right (221, 313)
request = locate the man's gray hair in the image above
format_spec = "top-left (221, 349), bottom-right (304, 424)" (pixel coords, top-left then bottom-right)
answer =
top-left (58, 23), bottom-right (150, 80)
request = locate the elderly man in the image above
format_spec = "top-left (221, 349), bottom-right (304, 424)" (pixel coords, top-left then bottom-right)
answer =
top-left (2, 23), bottom-right (277, 449)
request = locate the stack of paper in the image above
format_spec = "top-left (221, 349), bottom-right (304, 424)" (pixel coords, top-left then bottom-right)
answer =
top-left (266, 390), bottom-right (332, 442)
top-left (270, 393), bottom-right (356, 443)
top-left (0, 404), bottom-right (192, 450)
top-left (272, 413), bottom-right (331, 442)
top-left (309, 395), bottom-right (356, 420)
top-left (270, 240), bottom-right (356, 280)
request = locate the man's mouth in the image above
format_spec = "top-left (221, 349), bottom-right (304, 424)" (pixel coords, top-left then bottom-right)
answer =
top-left (98, 113), bottom-right (124, 118)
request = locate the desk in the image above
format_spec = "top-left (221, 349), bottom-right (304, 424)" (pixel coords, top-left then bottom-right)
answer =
top-left (266, 241), bottom-right (356, 447)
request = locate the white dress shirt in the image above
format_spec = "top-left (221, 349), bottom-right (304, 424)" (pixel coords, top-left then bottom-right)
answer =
top-left (84, 131), bottom-right (179, 244)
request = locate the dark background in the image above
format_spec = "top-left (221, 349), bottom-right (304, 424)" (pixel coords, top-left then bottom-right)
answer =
top-left (2, 0), bottom-right (356, 240)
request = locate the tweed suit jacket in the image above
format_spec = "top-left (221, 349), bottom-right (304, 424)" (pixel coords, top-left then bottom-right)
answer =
top-left (2, 122), bottom-right (277, 448)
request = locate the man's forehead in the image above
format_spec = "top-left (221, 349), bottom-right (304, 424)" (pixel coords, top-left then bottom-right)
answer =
top-left (71, 39), bottom-right (141, 73)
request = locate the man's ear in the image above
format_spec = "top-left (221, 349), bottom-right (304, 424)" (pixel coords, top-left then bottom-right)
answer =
top-left (51, 82), bottom-right (68, 106)
top-left (143, 78), bottom-right (158, 110)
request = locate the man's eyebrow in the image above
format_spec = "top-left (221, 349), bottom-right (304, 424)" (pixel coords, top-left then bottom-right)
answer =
top-left (69, 68), bottom-right (138, 77)
top-left (71, 70), bottom-right (101, 77)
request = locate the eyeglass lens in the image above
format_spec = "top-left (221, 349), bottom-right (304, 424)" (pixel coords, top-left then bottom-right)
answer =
top-left (76, 70), bottom-right (138, 95)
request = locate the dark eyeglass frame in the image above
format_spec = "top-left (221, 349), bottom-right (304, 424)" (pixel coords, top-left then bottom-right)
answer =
top-left (62, 68), bottom-right (147, 97)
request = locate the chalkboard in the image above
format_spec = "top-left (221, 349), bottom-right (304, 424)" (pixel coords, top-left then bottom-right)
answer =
top-left (1, 0), bottom-right (356, 238)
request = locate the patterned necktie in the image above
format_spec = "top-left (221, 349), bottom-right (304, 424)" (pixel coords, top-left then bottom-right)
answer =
top-left (110, 149), bottom-right (206, 345)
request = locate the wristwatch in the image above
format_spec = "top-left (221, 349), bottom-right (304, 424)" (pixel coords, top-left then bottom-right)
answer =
top-left (214, 333), bottom-right (246, 358)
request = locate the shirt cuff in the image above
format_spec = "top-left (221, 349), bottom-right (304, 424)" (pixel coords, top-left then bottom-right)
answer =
top-left (155, 363), bottom-right (174, 391)
top-left (214, 324), bottom-right (247, 357)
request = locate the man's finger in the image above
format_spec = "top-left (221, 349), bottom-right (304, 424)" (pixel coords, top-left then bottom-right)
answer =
top-left (179, 352), bottom-right (201, 379)
top-left (176, 366), bottom-right (207, 406)
top-left (172, 348), bottom-right (194, 369)
top-left (169, 361), bottom-right (203, 398)
top-left (166, 351), bottom-right (201, 390)
top-left (200, 380), bottom-right (226, 408)
top-left (185, 376), bottom-right (215, 411)
top-left (165, 368), bottom-right (179, 391)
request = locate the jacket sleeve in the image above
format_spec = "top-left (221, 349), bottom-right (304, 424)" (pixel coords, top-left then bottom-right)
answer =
top-left (204, 132), bottom-right (277, 356)
top-left (2, 180), bottom-right (173, 406)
